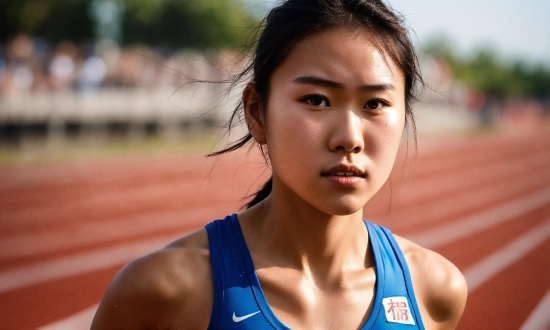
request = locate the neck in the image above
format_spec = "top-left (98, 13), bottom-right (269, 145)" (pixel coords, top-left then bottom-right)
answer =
top-left (239, 178), bottom-right (370, 283)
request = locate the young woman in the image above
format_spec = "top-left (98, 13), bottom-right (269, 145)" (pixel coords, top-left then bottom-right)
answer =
top-left (91, 0), bottom-right (467, 329)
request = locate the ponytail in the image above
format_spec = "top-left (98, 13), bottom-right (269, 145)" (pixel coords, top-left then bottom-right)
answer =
top-left (246, 177), bottom-right (272, 209)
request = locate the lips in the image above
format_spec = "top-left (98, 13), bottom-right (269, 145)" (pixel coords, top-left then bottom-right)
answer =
top-left (321, 164), bottom-right (366, 188)
top-left (321, 164), bottom-right (366, 178)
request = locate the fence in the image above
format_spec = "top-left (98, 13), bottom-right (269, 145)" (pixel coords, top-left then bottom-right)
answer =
top-left (0, 82), bottom-right (243, 142)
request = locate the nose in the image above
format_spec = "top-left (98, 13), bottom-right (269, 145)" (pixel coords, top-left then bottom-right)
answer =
top-left (328, 110), bottom-right (364, 153)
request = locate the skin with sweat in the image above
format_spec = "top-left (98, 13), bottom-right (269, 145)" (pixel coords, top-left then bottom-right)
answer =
top-left (91, 27), bottom-right (467, 330)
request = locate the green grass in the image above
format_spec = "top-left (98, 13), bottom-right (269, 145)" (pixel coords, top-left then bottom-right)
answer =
top-left (0, 130), bottom-right (223, 166)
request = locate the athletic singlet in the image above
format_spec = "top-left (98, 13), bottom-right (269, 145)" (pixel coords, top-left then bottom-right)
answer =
top-left (205, 214), bottom-right (425, 329)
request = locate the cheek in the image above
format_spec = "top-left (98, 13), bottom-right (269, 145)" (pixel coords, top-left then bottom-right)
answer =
top-left (386, 108), bottom-right (403, 128)
top-left (385, 110), bottom-right (405, 148)
top-left (267, 111), bottom-right (319, 159)
top-left (264, 104), bottom-right (322, 176)
top-left (367, 111), bottom-right (405, 167)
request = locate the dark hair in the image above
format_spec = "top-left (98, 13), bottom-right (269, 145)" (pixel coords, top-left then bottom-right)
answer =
top-left (209, 0), bottom-right (423, 209)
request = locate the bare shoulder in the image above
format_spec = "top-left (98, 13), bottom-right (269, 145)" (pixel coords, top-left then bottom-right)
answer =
top-left (394, 235), bottom-right (468, 330)
top-left (91, 228), bottom-right (213, 330)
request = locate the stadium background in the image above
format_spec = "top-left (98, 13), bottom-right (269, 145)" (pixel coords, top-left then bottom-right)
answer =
top-left (0, 0), bottom-right (549, 329)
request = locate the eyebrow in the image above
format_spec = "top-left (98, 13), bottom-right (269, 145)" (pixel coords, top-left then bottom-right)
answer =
top-left (292, 76), bottom-right (395, 92)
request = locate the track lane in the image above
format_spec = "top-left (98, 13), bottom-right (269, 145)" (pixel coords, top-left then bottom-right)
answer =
top-left (3, 154), bottom-right (546, 269)
top-left (0, 127), bottom-right (550, 328)
top-left (458, 240), bottom-right (550, 330)
top-left (0, 266), bottom-right (123, 330)
top-left (520, 289), bottom-right (550, 330)
top-left (0, 157), bottom-right (268, 236)
top-left (38, 304), bottom-right (99, 330)
top-left (3, 127), bottom-right (547, 222)
top-left (434, 204), bottom-right (550, 270)
top-left (3, 161), bottom-right (547, 275)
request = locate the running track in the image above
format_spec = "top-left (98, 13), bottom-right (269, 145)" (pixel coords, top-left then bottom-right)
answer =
top-left (0, 125), bottom-right (549, 329)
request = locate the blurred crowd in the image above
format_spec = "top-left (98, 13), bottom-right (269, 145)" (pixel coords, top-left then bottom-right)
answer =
top-left (0, 34), bottom-right (248, 97)
top-left (0, 34), bottom-right (546, 134)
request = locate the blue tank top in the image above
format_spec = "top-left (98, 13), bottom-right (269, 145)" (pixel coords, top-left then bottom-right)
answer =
top-left (205, 214), bottom-right (425, 329)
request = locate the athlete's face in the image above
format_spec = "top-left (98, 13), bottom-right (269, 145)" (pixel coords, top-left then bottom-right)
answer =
top-left (247, 27), bottom-right (406, 215)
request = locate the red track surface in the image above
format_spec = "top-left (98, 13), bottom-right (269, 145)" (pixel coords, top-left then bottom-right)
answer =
top-left (1, 125), bottom-right (549, 329)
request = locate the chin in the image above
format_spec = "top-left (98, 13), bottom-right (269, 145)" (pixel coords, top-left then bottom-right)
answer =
top-left (315, 197), bottom-right (367, 216)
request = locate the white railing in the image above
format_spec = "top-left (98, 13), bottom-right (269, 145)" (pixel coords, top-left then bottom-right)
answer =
top-left (0, 83), bottom-right (238, 125)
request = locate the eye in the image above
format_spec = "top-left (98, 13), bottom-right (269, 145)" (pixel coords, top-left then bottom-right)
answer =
top-left (364, 99), bottom-right (387, 110)
top-left (303, 95), bottom-right (330, 107)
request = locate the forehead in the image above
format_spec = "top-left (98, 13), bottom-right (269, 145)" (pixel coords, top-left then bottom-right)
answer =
top-left (271, 27), bottom-right (404, 90)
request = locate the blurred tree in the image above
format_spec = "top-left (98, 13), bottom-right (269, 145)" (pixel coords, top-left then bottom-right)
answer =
top-left (520, 63), bottom-right (550, 100)
top-left (423, 35), bottom-right (550, 100)
top-left (123, 0), bottom-right (255, 50)
top-left (0, 0), bottom-right (256, 50)
top-left (0, 0), bottom-right (94, 44)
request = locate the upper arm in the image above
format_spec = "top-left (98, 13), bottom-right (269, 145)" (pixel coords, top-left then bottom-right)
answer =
top-left (91, 230), bottom-right (213, 330)
top-left (397, 237), bottom-right (468, 330)
top-left (416, 250), bottom-right (468, 329)
top-left (91, 255), bottom-right (170, 330)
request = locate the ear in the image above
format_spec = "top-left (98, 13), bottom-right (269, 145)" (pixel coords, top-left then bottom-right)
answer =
top-left (243, 83), bottom-right (267, 145)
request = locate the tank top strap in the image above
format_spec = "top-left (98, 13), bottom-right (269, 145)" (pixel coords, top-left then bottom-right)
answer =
top-left (205, 214), bottom-right (290, 330)
top-left (362, 221), bottom-right (425, 330)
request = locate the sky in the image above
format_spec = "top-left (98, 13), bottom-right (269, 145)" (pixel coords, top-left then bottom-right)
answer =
top-left (244, 0), bottom-right (550, 65)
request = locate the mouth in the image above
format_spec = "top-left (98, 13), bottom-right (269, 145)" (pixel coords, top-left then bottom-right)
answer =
top-left (321, 164), bottom-right (366, 178)
top-left (323, 171), bottom-right (365, 177)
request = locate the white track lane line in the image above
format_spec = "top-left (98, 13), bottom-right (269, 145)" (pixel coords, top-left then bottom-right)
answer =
top-left (0, 233), bottom-right (181, 293)
top-left (37, 303), bottom-right (98, 330)
top-left (520, 289), bottom-right (550, 330)
top-left (382, 167), bottom-right (550, 233)
top-left (464, 221), bottom-right (550, 292)
top-left (37, 221), bottom-right (550, 330)
top-left (4, 156), bottom-right (547, 263)
top-left (393, 153), bottom-right (549, 209)
top-left (406, 188), bottom-right (550, 249)
top-left (0, 210), bottom-right (200, 260)
top-left (2, 187), bottom-right (549, 295)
